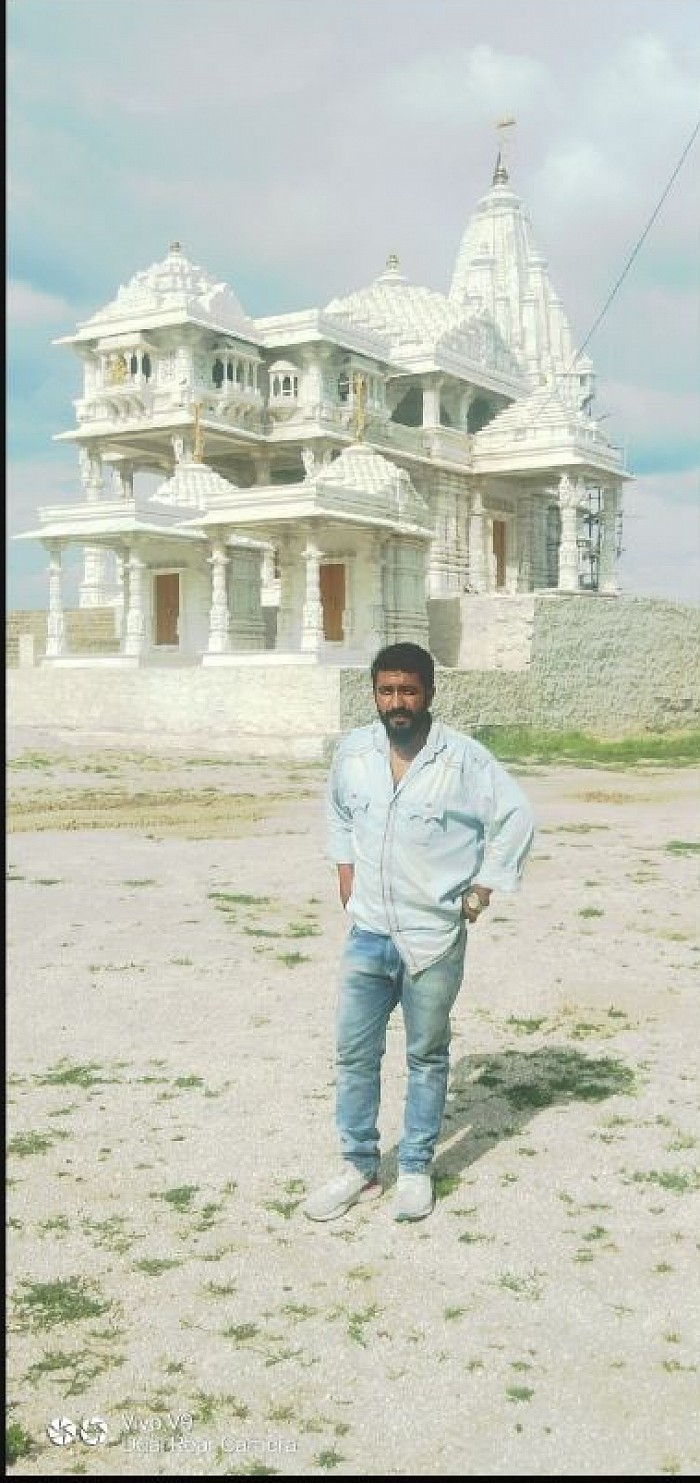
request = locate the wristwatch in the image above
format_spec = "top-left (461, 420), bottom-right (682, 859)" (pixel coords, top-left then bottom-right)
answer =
top-left (464, 890), bottom-right (485, 916)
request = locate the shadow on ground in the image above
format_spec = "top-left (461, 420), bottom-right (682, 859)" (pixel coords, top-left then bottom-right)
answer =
top-left (379, 1045), bottom-right (637, 1189)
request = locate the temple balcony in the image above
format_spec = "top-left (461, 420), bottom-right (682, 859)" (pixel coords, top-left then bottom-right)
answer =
top-left (75, 385), bottom-right (154, 423)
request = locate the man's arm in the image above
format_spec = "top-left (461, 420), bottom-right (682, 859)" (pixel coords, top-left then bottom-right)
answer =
top-left (337, 863), bottom-right (355, 909)
top-left (326, 746), bottom-right (355, 910)
top-left (463, 745), bottom-right (536, 898)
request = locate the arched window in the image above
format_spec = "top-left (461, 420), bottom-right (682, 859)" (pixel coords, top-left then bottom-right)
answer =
top-left (338, 371), bottom-right (350, 404)
top-left (130, 353), bottom-right (138, 377)
top-left (142, 353), bottom-right (152, 381)
top-left (226, 360), bottom-right (234, 382)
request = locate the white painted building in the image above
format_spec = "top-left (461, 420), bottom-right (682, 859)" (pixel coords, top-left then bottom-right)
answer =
top-left (16, 151), bottom-right (630, 666)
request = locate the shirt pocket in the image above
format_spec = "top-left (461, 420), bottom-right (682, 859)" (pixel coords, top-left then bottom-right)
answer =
top-left (405, 804), bottom-right (447, 845)
top-left (347, 790), bottom-right (371, 819)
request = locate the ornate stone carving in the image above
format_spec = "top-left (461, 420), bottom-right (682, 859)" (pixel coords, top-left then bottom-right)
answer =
top-left (207, 539), bottom-right (230, 653)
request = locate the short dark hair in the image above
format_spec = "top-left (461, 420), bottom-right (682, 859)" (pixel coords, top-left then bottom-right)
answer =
top-left (371, 643), bottom-right (435, 692)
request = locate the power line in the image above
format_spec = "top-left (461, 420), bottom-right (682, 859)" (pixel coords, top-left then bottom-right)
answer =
top-left (575, 116), bottom-right (700, 362)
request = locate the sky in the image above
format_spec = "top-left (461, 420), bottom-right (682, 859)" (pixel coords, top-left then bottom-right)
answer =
top-left (7, 0), bottom-right (700, 609)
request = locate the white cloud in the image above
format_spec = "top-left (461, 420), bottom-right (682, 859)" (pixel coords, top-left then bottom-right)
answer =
top-left (383, 43), bottom-right (551, 123)
top-left (619, 470), bottom-right (700, 606)
top-left (7, 280), bottom-right (75, 326)
top-left (602, 379), bottom-right (699, 461)
top-left (7, 454), bottom-right (78, 535)
top-left (586, 33), bottom-right (700, 141)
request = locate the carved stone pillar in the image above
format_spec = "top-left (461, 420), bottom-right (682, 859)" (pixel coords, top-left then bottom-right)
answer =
top-left (110, 463), bottom-right (134, 500)
top-left (207, 537), bottom-right (230, 653)
top-left (300, 536), bottom-right (324, 653)
top-left (275, 533), bottom-right (295, 649)
top-left (422, 378), bottom-right (443, 429)
top-left (124, 548), bottom-right (147, 658)
top-left (79, 447), bottom-right (104, 503)
top-left (459, 390), bottom-right (475, 431)
top-left (516, 492), bottom-right (533, 591)
top-left (45, 542), bottom-right (66, 657)
top-left (557, 474), bottom-right (580, 592)
top-left (303, 359), bottom-right (324, 416)
top-left (255, 457), bottom-right (271, 486)
top-left (468, 489), bottom-right (487, 592)
top-left (367, 534), bottom-right (387, 652)
top-left (599, 484), bottom-right (620, 594)
top-left (78, 445), bottom-right (118, 607)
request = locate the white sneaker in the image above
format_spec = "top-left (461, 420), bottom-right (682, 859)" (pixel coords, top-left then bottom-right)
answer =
top-left (392, 1171), bottom-right (434, 1222)
top-left (302, 1164), bottom-right (382, 1222)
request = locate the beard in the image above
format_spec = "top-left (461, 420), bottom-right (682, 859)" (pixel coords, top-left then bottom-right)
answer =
top-left (379, 709), bottom-right (431, 744)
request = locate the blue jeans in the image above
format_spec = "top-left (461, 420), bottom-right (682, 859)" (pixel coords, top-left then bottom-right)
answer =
top-left (335, 925), bottom-right (467, 1177)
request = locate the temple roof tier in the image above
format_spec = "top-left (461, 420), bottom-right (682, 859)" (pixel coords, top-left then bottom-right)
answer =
top-left (59, 243), bottom-right (259, 346)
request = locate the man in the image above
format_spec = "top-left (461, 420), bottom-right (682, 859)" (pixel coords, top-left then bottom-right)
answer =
top-left (302, 641), bottom-right (535, 1225)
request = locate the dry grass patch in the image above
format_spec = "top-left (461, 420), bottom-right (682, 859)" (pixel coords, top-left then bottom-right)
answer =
top-left (7, 786), bottom-right (311, 838)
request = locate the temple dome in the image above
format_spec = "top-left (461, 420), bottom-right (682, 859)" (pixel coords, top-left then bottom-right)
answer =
top-left (149, 456), bottom-right (240, 512)
top-left (325, 256), bottom-right (459, 348)
top-left (78, 242), bottom-right (258, 339)
top-left (325, 255), bottom-right (522, 377)
top-left (316, 443), bottom-right (432, 531)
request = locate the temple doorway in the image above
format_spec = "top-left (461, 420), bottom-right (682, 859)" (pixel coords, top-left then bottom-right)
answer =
top-left (320, 563), bottom-right (345, 641)
top-left (154, 572), bottom-right (180, 646)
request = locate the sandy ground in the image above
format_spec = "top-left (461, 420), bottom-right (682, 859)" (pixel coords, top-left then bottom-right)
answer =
top-left (6, 725), bottom-right (700, 1477)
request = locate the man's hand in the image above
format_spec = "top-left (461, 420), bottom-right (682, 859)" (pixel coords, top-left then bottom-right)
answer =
top-left (461, 884), bottom-right (492, 923)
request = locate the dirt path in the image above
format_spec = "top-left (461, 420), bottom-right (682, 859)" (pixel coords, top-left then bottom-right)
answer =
top-left (6, 730), bottom-right (700, 1476)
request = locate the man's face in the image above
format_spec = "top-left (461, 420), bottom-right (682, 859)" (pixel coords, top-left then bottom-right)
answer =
top-left (373, 669), bottom-right (433, 743)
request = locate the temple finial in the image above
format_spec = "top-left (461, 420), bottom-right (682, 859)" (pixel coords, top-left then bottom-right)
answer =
top-left (492, 149), bottom-right (508, 186)
top-left (494, 116), bottom-right (515, 184)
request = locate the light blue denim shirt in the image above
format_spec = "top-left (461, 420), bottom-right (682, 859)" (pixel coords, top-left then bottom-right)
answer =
top-left (326, 717), bottom-right (535, 976)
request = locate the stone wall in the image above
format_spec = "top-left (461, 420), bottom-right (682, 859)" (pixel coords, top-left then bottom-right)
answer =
top-left (346, 591), bottom-right (700, 737)
top-left (339, 665), bottom-right (533, 733)
top-left (6, 609), bottom-right (120, 667)
top-left (7, 664), bottom-right (344, 758)
top-left (429, 594), bottom-right (535, 670)
top-left (7, 593), bottom-right (700, 745)
top-left (530, 593), bottom-right (700, 735)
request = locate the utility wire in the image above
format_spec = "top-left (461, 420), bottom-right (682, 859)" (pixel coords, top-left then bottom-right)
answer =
top-left (574, 115), bottom-right (700, 364)
top-left (530, 117), bottom-right (700, 432)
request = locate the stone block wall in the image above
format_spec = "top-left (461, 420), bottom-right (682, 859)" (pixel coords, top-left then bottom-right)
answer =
top-left (6, 608), bottom-right (120, 666)
top-left (338, 665), bottom-right (533, 734)
top-left (7, 665), bottom-right (344, 757)
top-left (530, 593), bottom-right (700, 735)
top-left (429, 594), bottom-right (535, 671)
